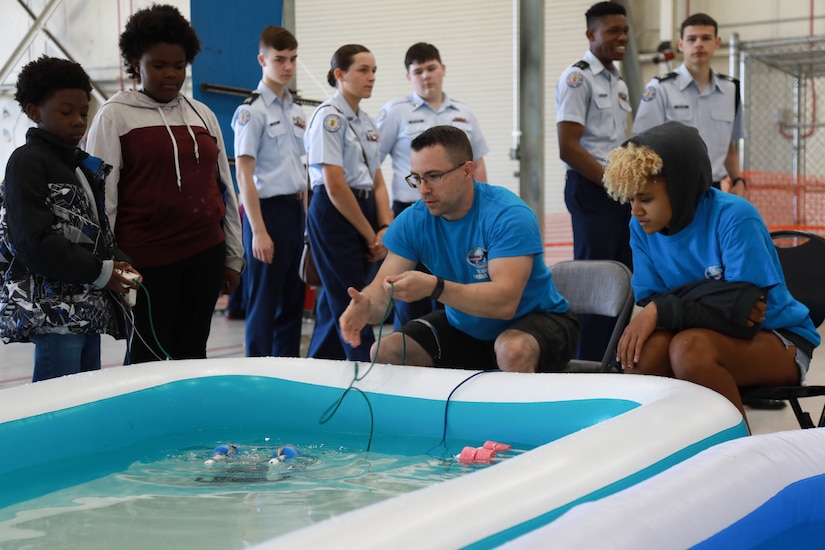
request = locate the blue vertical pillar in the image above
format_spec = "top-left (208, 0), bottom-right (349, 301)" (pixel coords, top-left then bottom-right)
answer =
top-left (190, 2), bottom-right (285, 320)
top-left (190, 1), bottom-right (284, 167)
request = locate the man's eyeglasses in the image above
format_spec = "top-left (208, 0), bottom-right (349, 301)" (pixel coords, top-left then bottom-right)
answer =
top-left (405, 162), bottom-right (466, 189)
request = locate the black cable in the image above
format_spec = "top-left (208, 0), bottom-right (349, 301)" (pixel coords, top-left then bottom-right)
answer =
top-left (427, 369), bottom-right (497, 458)
top-left (112, 282), bottom-right (173, 362)
top-left (135, 281), bottom-right (173, 360)
top-left (317, 283), bottom-right (400, 452)
top-left (318, 383), bottom-right (375, 452)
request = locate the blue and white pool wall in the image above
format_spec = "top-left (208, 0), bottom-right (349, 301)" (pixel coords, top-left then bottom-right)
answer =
top-left (503, 427), bottom-right (825, 549)
top-left (0, 358), bottom-right (748, 548)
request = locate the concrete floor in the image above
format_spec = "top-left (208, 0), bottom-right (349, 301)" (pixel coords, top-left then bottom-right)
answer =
top-left (0, 303), bottom-right (823, 436)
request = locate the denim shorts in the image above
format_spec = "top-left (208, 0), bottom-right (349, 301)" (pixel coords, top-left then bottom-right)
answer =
top-left (773, 330), bottom-right (812, 384)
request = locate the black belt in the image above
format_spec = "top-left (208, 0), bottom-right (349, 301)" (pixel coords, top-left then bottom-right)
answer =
top-left (262, 191), bottom-right (304, 201)
top-left (314, 186), bottom-right (372, 199)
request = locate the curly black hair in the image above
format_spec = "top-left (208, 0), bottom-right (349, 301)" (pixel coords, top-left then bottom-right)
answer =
top-left (14, 55), bottom-right (92, 113)
top-left (119, 4), bottom-right (201, 81)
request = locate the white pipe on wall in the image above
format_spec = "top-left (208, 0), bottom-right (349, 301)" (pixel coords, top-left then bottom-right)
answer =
top-left (659, 0), bottom-right (675, 75)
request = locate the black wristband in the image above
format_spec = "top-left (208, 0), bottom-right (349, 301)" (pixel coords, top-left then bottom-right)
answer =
top-left (377, 224), bottom-right (389, 231)
top-left (430, 276), bottom-right (445, 300)
top-left (732, 177), bottom-right (747, 188)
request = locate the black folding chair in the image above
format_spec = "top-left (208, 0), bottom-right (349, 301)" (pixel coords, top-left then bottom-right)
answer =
top-left (739, 230), bottom-right (825, 428)
top-left (550, 260), bottom-right (634, 373)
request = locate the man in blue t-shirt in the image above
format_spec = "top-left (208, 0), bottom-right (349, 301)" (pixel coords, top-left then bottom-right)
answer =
top-left (339, 126), bottom-right (579, 372)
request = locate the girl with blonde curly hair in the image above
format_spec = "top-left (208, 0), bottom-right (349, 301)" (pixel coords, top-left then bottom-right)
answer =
top-left (603, 121), bottom-right (818, 429)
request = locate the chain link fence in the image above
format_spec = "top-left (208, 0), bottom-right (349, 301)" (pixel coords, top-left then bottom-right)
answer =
top-left (741, 37), bottom-right (825, 235)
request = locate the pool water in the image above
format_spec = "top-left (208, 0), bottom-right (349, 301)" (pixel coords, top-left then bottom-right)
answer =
top-left (0, 436), bottom-right (517, 549)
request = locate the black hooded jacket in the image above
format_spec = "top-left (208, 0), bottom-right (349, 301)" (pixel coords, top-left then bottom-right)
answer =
top-left (624, 121), bottom-right (711, 236)
top-left (625, 122), bottom-right (765, 339)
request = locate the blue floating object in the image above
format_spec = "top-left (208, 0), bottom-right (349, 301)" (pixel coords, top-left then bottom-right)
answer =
top-left (212, 444), bottom-right (240, 456)
top-left (272, 445), bottom-right (301, 460)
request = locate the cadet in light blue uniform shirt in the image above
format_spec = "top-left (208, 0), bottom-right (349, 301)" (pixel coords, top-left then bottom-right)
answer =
top-left (632, 13), bottom-right (746, 194)
top-left (304, 44), bottom-right (393, 362)
top-left (555, 1), bottom-right (632, 362)
top-left (376, 42), bottom-right (489, 330)
top-left (556, 47), bottom-right (631, 173)
top-left (378, 92), bottom-right (487, 204)
top-left (377, 43), bottom-right (488, 208)
top-left (231, 26), bottom-right (307, 358)
top-left (306, 92), bottom-right (379, 196)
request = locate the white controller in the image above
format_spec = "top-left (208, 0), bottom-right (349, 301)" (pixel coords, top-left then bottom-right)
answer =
top-left (117, 270), bottom-right (140, 307)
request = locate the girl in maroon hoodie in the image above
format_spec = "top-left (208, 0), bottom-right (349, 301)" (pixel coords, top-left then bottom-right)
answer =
top-left (87, 4), bottom-right (244, 364)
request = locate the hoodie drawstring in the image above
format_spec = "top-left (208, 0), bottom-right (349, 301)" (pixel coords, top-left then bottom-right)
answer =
top-left (156, 107), bottom-right (183, 191)
top-left (155, 104), bottom-right (201, 191)
top-left (186, 123), bottom-right (200, 164)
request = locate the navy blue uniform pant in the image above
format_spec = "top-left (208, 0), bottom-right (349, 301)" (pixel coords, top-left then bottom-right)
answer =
top-left (243, 195), bottom-right (305, 357)
top-left (306, 186), bottom-right (376, 361)
top-left (564, 170), bottom-right (632, 361)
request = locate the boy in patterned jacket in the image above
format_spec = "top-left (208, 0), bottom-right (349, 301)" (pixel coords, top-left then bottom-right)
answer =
top-left (0, 56), bottom-right (141, 381)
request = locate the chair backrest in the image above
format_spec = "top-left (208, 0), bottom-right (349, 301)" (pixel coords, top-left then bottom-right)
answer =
top-left (739, 230), bottom-right (825, 429)
top-left (771, 230), bottom-right (825, 328)
top-left (550, 260), bottom-right (634, 372)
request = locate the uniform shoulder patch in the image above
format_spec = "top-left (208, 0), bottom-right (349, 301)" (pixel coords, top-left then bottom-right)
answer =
top-left (323, 113), bottom-right (343, 132)
top-left (642, 86), bottom-right (657, 102)
top-left (566, 71), bottom-right (585, 88)
top-left (376, 108), bottom-right (387, 124)
top-left (242, 92), bottom-right (260, 105)
top-left (572, 60), bottom-right (590, 70)
top-left (655, 72), bottom-right (678, 82)
top-left (236, 108), bottom-right (251, 126)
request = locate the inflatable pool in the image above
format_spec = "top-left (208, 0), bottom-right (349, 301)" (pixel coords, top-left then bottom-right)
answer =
top-left (0, 358), bottom-right (747, 548)
top-left (507, 428), bottom-right (825, 548)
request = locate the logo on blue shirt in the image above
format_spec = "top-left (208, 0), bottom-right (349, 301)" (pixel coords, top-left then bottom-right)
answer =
top-left (704, 265), bottom-right (724, 280)
top-left (466, 247), bottom-right (487, 268)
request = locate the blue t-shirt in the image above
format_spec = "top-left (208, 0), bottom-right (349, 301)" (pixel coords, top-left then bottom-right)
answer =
top-left (631, 188), bottom-right (820, 347)
top-left (382, 182), bottom-right (569, 340)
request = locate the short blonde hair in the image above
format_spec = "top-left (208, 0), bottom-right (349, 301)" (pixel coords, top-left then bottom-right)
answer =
top-left (603, 142), bottom-right (664, 204)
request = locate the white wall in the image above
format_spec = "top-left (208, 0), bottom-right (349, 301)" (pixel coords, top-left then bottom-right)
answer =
top-left (294, 0), bottom-right (524, 203)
